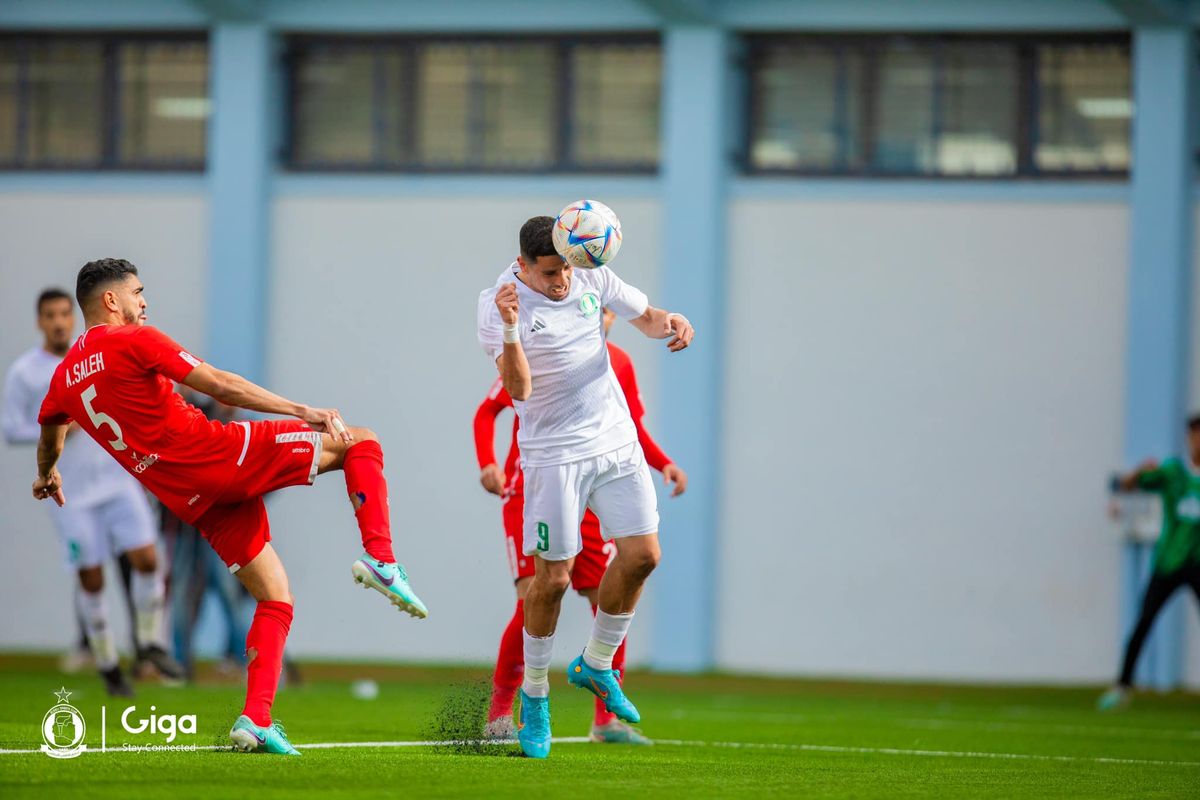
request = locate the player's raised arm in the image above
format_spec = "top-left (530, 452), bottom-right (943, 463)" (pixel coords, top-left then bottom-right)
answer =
top-left (494, 283), bottom-right (532, 401)
top-left (630, 306), bottom-right (694, 353)
top-left (1113, 458), bottom-right (1162, 493)
top-left (32, 423), bottom-right (68, 506)
top-left (182, 363), bottom-right (352, 443)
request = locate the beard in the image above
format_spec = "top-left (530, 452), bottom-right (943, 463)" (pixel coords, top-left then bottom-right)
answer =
top-left (122, 307), bottom-right (140, 325)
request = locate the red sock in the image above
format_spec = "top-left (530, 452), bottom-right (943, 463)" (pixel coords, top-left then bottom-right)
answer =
top-left (343, 440), bottom-right (395, 563)
top-left (242, 600), bottom-right (294, 727)
top-left (590, 602), bottom-right (627, 727)
top-left (489, 599), bottom-right (525, 722)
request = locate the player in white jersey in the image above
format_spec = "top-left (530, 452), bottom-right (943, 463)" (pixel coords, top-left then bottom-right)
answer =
top-left (2, 288), bottom-right (183, 696)
top-left (476, 216), bottom-right (694, 758)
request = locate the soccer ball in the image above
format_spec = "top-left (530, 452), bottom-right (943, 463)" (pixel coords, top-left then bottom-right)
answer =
top-left (552, 199), bottom-right (622, 269)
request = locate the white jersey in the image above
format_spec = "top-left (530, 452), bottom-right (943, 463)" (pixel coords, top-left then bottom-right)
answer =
top-left (477, 262), bottom-right (649, 467)
top-left (2, 346), bottom-right (142, 508)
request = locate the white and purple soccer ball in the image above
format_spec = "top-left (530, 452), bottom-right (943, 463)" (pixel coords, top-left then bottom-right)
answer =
top-left (552, 199), bottom-right (622, 269)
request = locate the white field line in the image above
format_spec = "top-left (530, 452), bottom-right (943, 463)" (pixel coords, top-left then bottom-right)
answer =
top-left (1, 736), bottom-right (1198, 768)
top-left (672, 709), bottom-right (1200, 740)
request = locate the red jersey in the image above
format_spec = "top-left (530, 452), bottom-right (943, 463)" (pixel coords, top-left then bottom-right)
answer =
top-left (473, 341), bottom-right (671, 493)
top-left (38, 324), bottom-right (244, 524)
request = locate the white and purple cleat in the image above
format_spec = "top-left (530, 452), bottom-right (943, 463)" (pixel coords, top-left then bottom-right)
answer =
top-left (351, 554), bottom-right (428, 619)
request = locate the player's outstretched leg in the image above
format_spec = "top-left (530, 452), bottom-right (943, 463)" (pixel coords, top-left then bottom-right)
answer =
top-left (227, 544), bottom-right (300, 756)
top-left (1098, 571), bottom-right (1179, 711)
top-left (319, 429), bottom-right (427, 618)
top-left (567, 535), bottom-right (660, 724)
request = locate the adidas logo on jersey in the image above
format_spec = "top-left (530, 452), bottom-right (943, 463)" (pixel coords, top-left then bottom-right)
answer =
top-left (530, 319), bottom-right (547, 334)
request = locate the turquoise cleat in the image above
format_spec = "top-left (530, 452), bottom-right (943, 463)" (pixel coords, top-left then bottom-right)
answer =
top-left (229, 715), bottom-right (301, 756)
top-left (1096, 685), bottom-right (1130, 712)
top-left (351, 554), bottom-right (428, 618)
top-left (517, 689), bottom-right (552, 759)
top-left (567, 654), bottom-right (640, 724)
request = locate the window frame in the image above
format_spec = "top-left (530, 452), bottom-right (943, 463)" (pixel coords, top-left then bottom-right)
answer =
top-left (741, 31), bottom-right (1132, 180)
top-left (0, 30), bottom-right (209, 172)
top-left (282, 32), bottom-right (662, 175)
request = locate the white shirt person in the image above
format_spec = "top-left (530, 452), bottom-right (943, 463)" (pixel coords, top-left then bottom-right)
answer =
top-left (475, 214), bottom-right (693, 758)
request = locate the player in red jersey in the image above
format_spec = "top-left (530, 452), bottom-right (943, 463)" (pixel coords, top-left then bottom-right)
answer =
top-left (33, 259), bottom-right (428, 756)
top-left (474, 307), bottom-right (686, 744)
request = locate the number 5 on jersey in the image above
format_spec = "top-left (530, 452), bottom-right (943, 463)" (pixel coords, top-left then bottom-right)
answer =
top-left (81, 384), bottom-right (127, 451)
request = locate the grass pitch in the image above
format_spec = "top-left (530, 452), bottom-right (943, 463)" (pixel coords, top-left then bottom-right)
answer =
top-left (0, 655), bottom-right (1197, 799)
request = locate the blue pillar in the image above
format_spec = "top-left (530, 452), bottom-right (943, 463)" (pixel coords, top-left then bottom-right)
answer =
top-left (651, 26), bottom-right (729, 672)
top-left (205, 22), bottom-right (271, 382)
top-left (1119, 26), bottom-right (1196, 690)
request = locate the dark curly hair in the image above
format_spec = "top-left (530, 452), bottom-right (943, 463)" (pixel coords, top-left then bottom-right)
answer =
top-left (519, 216), bottom-right (558, 262)
top-left (76, 258), bottom-right (138, 308)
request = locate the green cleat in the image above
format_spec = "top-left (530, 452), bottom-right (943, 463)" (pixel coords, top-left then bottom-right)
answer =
top-left (229, 715), bottom-right (301, 756)
top-left (351, 554), bottom-right (428, 618)
top-left (1096, 685), bottom-right (1130, 712)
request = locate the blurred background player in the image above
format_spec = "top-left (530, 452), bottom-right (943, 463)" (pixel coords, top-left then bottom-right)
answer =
top-left (1099, 414), bottom-right (1200, 710)
top-left (474, 306), bottom-right (687, 744)
top-left (33, 258), bottom-right (427, 756)
top-left (477, 216), bottom-right (694, 758)
top-left (3, 287), bottom-right (181, 696)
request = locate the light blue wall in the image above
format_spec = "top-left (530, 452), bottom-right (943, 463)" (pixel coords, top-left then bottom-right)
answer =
top-left (652, 25), bottom-right (731, 670)
top-left (205, 22), bottom-right (273, 383)
top-left (1119, 24), bottom-right (1197, 689)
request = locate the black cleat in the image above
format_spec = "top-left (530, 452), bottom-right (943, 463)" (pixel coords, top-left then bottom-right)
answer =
top-left (101, 665), bottom-right (135, 698)
top-left (134, 645), bottom-right (186, 686)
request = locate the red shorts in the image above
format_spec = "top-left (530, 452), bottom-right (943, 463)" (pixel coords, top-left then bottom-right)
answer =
top-left (196, 420), bottom-right (322, 572)
top-left (502, 489), bottom-right (615, 591)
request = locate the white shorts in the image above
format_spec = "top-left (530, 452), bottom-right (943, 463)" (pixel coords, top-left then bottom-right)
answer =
top-left (522, 441), bottom-right (659, 561)
top-left (48, 485), bottom-right (157, 571)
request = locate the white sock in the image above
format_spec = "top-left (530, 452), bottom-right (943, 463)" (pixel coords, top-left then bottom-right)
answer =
top-left (77, 588), bottom-right (118, 671)
top-left (130, 569), bottom-right (165, 649)
top-left (583, 610), bottom-right (634, 671)
top-left (522, 629), bottom-right (555, 698)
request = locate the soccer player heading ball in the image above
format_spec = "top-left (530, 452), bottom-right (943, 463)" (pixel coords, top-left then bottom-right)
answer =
top-left (476, 214), bottom-right (694, 758)
top-left (32, 258), bottom-right (428, 756)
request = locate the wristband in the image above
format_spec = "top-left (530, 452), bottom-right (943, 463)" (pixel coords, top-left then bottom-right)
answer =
top-left (503, 322), bottom-right (520, 344)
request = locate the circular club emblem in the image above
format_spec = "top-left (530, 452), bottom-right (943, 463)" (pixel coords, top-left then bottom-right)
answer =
top-left (41, 700), bottom-right (86, 759)
top-left (579, 292), bottom-right (600, 316)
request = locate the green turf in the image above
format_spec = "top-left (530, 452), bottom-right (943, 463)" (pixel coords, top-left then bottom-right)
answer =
top-left (0, 655), bottom-right (1197, 798)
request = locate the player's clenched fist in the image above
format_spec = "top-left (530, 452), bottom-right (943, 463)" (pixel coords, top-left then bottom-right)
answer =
top-left (32, 469), bottom-right (66, 506)
top-left (495, 283), bottom-right (520, 325)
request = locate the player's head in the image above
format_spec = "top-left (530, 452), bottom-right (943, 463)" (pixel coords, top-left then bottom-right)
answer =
top-left (602, 306), bottom-right (616, 336)
top-left (1187, 414), bottom-right (1200, 456)
top-left (76, 258), bottom-right (146, 326)
top-left (516, 215), bottom-right (571, 301)
top-left (36, 288), bottom-right (75, 353)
